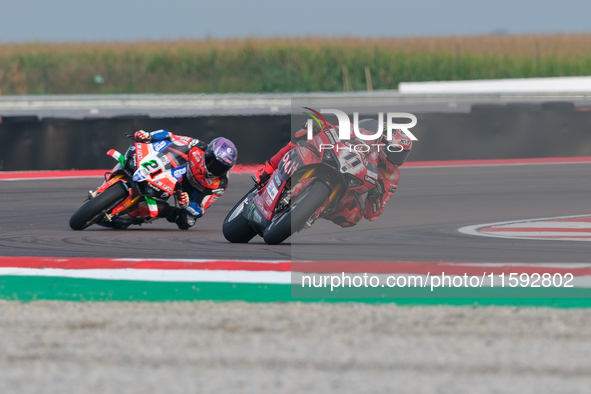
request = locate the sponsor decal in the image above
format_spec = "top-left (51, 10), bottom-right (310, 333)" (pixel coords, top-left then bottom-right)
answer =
top-left (253, 210), bottom-right (263, 224)
top-left (248, 203), bottom-right (256, 220)
top-left (212, 188), bottom-right (225, 196)
top-left (186, 206), bottom-right (201, 217)
top-left (280, 154), bottom-right (299, 176)
top-left (172, 166), bottom-right (187, 180)
top-left (274, 174), bottom-right (282, 187)
top-left (132, 168), bottom-right (148, 182)
top-left (325, 129), bottom-right (337, 145)
top-left (267, 180), bottom-right (279, 200)
top-left (190, 150), bottom-right (203, 165)
top-left (264, 193), bottom-right (274, 205)
top-left (375, 179), bottom-right (385, 195)
top-left (364, 175), bottom-right (376, 185)
top-left (155, 180), bottom-right (173, 193)
top-left (371, 200), bottom-right (378, 213)
top-left (153, 140), bottom-right (169, 152)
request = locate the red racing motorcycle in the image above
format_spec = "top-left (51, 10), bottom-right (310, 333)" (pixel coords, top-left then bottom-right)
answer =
top-left (222, 120), bottom-right (410, 245)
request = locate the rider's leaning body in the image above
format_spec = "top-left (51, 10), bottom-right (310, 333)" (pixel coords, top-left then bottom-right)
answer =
top-left (252, 120), bottom-right (411, 227)
top-left (131, 129), bottom-right (237, 230)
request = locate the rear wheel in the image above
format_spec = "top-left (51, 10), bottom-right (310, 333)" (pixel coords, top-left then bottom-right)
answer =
top-left (222, 187), bottom-right (258, 243)
top-left (69, 182), bottom-right (128, 230)
top-left (263, 180), bottom-right (330, 245)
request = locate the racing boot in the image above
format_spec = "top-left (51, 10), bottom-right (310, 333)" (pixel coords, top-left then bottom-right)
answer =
top-left (159, 205), bottom-right (182, 223)
top-left (175, 211), bottom-right (196, 230)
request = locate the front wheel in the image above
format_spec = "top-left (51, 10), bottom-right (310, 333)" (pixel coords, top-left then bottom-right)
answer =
top-left (263, 180), bottom-right (330, 245)
top-left (69, 182), bottom-right (128, 230)
top-left (222, 187), bottom-right (258, 243)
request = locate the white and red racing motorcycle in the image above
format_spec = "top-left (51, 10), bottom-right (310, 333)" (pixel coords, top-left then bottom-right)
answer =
top-left (69, 138), bottom-right (188, 230)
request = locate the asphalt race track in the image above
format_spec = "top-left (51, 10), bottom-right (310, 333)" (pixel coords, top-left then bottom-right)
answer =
top-left (2, 163), bottom-right (591, 394)
top-left (2, 162), bottom-right (591, 263)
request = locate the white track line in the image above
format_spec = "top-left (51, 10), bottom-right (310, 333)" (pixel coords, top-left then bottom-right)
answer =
top-left (458, 214), bottom-right (591, 241)
top-left (485, 222), bottom-right (591, 229)
top-left (0, 268), bottom-right (291, 284)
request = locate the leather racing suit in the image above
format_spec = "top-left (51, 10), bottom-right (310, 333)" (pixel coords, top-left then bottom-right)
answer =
top-left (137, 129), bottom-right (228, 230)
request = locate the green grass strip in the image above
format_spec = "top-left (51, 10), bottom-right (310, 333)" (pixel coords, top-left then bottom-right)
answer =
top-left (1, 276), bottom-right (591, 307)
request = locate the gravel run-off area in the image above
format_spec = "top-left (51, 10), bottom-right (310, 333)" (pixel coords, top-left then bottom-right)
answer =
top-left (1, 301), bottom-right (590, 394)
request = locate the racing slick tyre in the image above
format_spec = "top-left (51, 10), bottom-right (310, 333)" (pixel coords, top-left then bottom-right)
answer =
top-left (263, 180), bottom-right (330, 245)
top-left (69, 182), bottom-right (128, 230)
top-left (222, 187), bottom-right (258, 243)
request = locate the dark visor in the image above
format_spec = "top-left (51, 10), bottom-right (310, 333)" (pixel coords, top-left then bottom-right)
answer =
top-left (205, 151), bottom-right (232, 177)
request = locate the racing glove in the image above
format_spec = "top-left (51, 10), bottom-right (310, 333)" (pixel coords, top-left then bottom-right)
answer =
top-left (133, 130), bottom-right (151, 142)
top-left (177, 191), bottom-right (189, 209)
top-left (252, 161), bottom-right (275, 186)
top-left (366, 179), bottom-right (385, 215)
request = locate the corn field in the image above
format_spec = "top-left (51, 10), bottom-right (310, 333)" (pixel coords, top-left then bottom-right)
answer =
top-left (1, 34), bottom-right (591, 95)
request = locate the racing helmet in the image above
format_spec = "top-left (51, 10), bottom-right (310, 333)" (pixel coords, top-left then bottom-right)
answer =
top-left (200, 137), bottom-right (237, 178)
top-left (357, 118), bottom-right (412, 166)
top-left (379, 133), bottom-right (412, 166)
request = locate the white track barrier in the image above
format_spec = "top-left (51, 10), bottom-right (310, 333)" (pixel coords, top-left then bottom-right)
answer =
top-left (399, 76), bottom-right (591, 94)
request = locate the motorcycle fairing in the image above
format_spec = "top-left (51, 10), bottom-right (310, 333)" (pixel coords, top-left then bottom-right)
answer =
top-left (96, 174), bottom-right (127, 195)
top-left (100, 140), bottom-right (192, 223)
top-left (245, 193), bottom-right (270, 235)
top-left (133, 141), bottom-right (182, 197)
top-left (253, 149), bottom-right (298, 221)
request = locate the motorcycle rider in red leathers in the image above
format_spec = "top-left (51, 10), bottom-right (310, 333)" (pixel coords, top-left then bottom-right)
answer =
top-left (132, 129), bottom-right (237, 230)
top-left (251, 120), bottom-right (411, 227)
